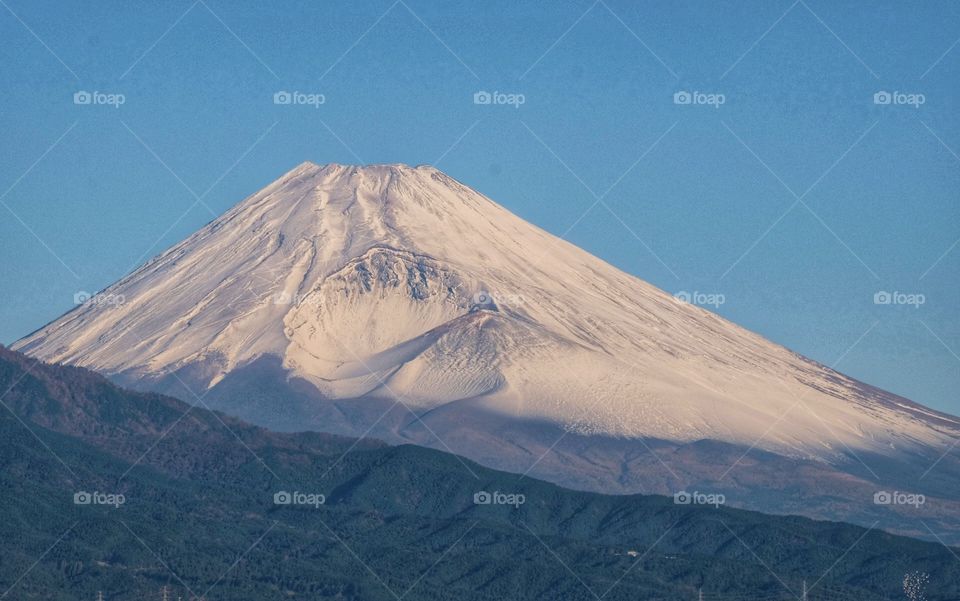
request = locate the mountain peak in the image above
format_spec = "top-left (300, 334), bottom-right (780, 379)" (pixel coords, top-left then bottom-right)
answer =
top-left (282, 161), bottom-right (439, 181)
top-left (264, 162), bottom-right (459, 214)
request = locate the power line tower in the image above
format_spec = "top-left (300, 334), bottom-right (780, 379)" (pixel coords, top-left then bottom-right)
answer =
top-left (698, 587), bottom-right (703, 601)
top-left (802, 579), bottom-right (808, 601)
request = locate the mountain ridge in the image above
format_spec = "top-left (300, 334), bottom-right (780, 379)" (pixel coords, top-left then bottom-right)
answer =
top-left (12, 162), bottom-right (960, 538)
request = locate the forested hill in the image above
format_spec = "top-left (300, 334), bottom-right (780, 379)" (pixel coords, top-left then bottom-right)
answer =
top-left (0, 346), bottom-right (956, 600)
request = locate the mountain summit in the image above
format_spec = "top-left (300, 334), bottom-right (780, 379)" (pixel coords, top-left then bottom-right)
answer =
top-left (14, 162), bottom-right (960, 535)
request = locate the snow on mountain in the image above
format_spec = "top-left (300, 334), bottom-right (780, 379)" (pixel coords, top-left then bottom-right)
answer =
top-left (14, 162), bottom-right (959, 470)
top-left (15, 160), bottom-right (960, 539)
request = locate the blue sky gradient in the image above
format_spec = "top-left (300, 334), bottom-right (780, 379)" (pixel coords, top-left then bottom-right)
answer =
top-left (1, 0), bottom-right (958, 412)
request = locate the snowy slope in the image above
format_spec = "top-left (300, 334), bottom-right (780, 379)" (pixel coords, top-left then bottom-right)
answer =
top-left (14, 162), bottom-right (959, 468)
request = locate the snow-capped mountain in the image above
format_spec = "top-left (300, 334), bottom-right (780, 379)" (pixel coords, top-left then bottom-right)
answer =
top-left (14, 162), bottom-right (960, 534)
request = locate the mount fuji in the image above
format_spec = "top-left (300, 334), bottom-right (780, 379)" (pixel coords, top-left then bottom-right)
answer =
top-left (14, 162), bottom-right (960, 539)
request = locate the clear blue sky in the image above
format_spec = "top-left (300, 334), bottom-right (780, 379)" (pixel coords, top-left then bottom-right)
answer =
top-left (1, 0), bottom-right (958, 413)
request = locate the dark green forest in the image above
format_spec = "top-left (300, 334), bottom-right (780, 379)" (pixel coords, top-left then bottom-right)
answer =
top-left (0, 347), bottom-right (956, 600)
